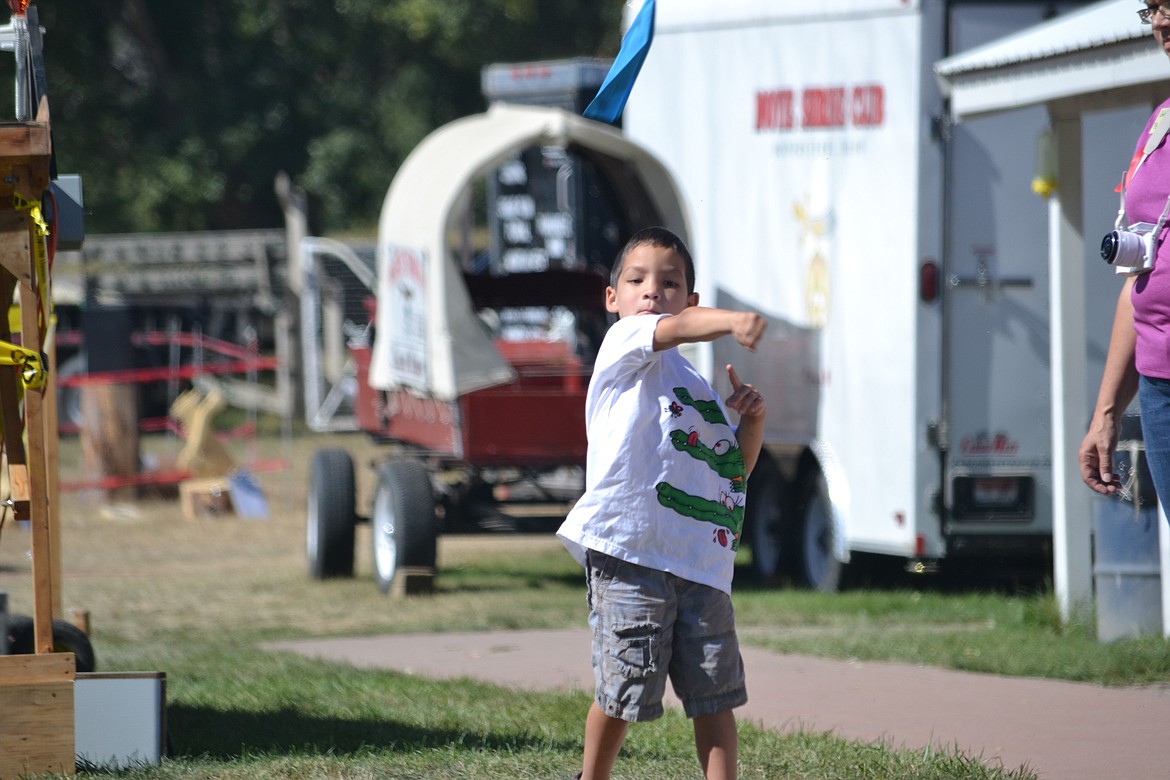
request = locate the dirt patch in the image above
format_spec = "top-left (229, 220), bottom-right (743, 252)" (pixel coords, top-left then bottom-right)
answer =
top-left (0, 428), bottom-right (577, 642)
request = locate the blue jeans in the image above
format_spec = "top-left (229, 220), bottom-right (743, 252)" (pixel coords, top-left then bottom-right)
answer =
top-left (1139, 375), bottom-right (1170, 519)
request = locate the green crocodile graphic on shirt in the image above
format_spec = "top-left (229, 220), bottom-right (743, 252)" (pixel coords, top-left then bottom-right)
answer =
top-left (667, 429), bottom-right (746, 492)
top-left (673, 387), bottom-right (730, 426)
top-left (655, 388), bottom-right (747, 550)
top-left (655, 482), bottom-right (742, 550)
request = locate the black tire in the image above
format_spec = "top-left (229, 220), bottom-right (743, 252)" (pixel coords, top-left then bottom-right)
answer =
top-left (744, 454), bottom-right (788, 585)
top-left (6, 614), bottom-right (97, 673)
top-left (306, 448), bottom-right (356, 579)
top-left (372, 458), bottom-right (437, 594)
top-left (794, 469), bottom-right (844, 593)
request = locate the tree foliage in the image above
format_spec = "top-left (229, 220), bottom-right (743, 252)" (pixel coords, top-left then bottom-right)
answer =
top-left (24, 1), bottom-right (621, 234)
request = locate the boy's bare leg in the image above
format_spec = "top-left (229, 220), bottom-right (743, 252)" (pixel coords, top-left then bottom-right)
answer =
top-left (693, 710), bottom-right (738, 780)
top-left (581, 701), bottom-right (629, 780)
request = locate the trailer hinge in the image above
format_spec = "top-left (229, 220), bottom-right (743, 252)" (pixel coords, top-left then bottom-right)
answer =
top-left (926, 419), bottom-right (948, 451)
top-left (931, 113), bottom-right (953, 144)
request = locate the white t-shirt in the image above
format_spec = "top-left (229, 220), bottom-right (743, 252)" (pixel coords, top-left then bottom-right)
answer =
top-left (557, 314), bottom-right (747, 594)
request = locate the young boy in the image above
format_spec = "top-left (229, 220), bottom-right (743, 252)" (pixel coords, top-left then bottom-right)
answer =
top-left (557, 227), bottom-right (767, 780)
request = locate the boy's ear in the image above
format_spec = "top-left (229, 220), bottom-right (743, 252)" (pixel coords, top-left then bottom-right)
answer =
top-left (687, 292), bottom-right (700, 308)
top-left (605, 286), bottom-right (620, 313)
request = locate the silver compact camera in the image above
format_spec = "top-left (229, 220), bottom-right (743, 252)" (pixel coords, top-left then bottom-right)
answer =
top-left (1101, 222), bottom-right (1158, 275)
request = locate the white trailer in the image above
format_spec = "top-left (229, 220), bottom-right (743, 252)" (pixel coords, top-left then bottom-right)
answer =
top-left (623, 0), bottom-right (1129, 590)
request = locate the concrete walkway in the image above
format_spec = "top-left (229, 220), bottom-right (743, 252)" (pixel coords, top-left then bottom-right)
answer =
top-left (266, 628), bottom-right (1170, 779)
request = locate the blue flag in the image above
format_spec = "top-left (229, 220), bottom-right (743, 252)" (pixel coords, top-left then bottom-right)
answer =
top-left (583, 0), bottom-right (656, 124)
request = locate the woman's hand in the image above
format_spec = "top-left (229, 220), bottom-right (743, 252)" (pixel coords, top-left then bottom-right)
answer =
top-left (1079, 414), bottom-right (1120, 495)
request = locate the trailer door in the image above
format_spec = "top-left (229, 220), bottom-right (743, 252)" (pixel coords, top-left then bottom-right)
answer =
top-left (941, 2), bottom-right (1087, 562)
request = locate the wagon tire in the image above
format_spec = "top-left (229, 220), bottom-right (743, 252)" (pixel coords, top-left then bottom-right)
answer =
top-left (372, 458), bottom-right (437, 594)
top-left (6, 614), bottom-right (97, 673)
top-left (306, 448), bottom-right (356, 579)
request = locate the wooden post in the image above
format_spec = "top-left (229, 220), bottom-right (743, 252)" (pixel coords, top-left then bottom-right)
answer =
top-left (45, 334), bottom-right (62, 617)
top-left (0, 92), bottom-right (77, 778)
top-left (79, 303), bottom-right (139, 503)
top-left (79, 383), bottom-right (140, 503)
top-left (0, 117), bottom-right (55, 653)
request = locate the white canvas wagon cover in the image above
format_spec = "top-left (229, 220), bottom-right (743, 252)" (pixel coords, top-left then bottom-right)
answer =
top-left (369, 103), bottom-right (689, 400)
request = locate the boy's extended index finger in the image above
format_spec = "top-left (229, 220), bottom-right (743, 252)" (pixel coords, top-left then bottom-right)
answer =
top-left (727, 363), bottom-right (741, 390)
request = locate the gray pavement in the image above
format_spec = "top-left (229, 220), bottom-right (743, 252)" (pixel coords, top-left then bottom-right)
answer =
top-left (265, 628), bottom-right (1170, 779)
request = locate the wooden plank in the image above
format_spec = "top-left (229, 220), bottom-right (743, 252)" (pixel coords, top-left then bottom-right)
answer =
top-left (0, 652), bottom-right (76, 684)
top-left (0, 677), bottom-right (75, 778)
top-left (178, 477), bottom-right (233, 520)
top-left (14, 159), bottom-right (51, 202)
top-left (0, 267), bottom-right (29, 520)
top-left (392, 567), bottom-right (436, 598)
top-left (0, 647), bottom-right (75, 778)
top-left (19, 278), bottom-right (54, 654)
top-left (7, 462), bottom-right (29, 502)
top-left (45, 334), bottom-right (62, 617)
top-left (0, 122), bottom-right (51, 160)
top-left (0, 211), bottom-right (32, 285)
top-left (0, 268), bottom-right (25, 480)
top-left (0, 162), bottom-right (51, 216)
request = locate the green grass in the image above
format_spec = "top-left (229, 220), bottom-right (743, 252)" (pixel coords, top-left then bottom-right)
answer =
top-left (83, 640), bottom-right (1038, 780)
top-left (57, 546), bottom-right (1164, 779)
top-left (7, 431), bottom-right (1166, 778)
top-left (731, 583), bottom-right (1170, 686)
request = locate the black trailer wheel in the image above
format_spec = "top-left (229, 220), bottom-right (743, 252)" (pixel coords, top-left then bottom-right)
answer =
top-left (744, 454), bottom-right (788, 585)
top-left (306, 448), bottom-right (356, 579)
top-left (794, 470), bottom-right (844, 593)
top-left (372, 458), bottom-right (437, 594)
top-left (6, 614), bottom-right (97, 673)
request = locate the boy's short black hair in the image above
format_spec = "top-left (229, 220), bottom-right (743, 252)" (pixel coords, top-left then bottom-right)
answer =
top-left (610, 226), bottom-right (696, 294)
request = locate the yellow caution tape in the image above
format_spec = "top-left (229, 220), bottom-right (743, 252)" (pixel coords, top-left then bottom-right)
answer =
top-left (11, 192), bottom-right (51, 336)
top-left (0, 339), bottom-right (45, 389)
top-left (6, 304), bottom-right (55, 334)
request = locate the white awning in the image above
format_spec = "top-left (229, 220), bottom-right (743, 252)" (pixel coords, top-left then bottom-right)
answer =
top-left (935, 0), bottom-right (1164, 119)
top-left (369, 103), bottom-right (690, 400)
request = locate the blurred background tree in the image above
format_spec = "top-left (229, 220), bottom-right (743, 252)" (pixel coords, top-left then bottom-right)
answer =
top-left (28, 0), bottom-right (621, 234)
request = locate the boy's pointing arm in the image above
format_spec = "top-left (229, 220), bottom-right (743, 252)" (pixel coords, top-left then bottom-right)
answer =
top-left (726, 364), bottom-right (766, 476)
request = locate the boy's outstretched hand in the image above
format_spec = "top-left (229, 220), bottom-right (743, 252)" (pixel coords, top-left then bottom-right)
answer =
top-left (725, 364), bottom-right (765, 420)
top-left (732, 312), bottom-right (767, 351)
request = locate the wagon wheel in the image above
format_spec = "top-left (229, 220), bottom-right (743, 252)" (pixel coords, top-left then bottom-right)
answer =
top-left (6, 614), bottom-right (97, 673)
top-left (372, 458), bottom-right (437, 594)
top-left (306, 448), bottom-right (356, 579)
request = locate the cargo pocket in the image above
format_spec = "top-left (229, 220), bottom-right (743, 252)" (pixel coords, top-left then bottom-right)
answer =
top-left (612, 622), bottom-right (659, 679)
top-left (586, 551), bottom-right (621, 609)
